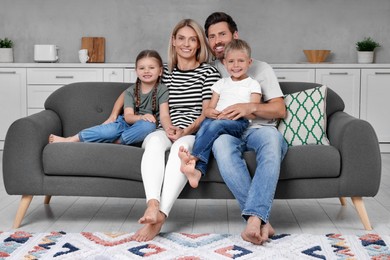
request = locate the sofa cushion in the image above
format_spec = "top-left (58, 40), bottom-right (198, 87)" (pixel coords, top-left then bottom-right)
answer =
top-left (43, 143), bottom-right (144, 181)
top-left (43, 141), bottom-right (341, 182)
top-left (278, 85), bottom-right (329, 146)
top-left (279, 145), bottom-right (341, 179)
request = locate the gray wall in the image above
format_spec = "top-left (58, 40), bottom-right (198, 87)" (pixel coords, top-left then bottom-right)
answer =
top-left (1, 0), bottom-right (390, 63)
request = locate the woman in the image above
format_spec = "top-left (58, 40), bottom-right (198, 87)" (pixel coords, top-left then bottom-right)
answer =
top-left (108, 19), bottom-right (220, 241)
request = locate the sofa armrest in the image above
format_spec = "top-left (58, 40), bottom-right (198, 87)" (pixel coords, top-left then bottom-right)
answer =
top-left (327, 111), bottom-right (381, 196)
top-left (2, 110), bottom-right (62, 195)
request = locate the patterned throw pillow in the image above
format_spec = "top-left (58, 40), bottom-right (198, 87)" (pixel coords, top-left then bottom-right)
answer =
top-left (278, 85), bottom-right (329, 146)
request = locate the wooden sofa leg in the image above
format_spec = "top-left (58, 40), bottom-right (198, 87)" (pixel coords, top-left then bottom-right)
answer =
top-left (351, 196), bottom-right (372, 231)
top-left (339, 197), bottom-right (347, 206)
top-left (13, 195), bottom-right (33, 229)
top-left (44, 195), bottom-right (52, 204)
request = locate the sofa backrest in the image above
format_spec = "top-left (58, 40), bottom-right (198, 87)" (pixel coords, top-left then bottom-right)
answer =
top-left (45, 82), bottom-right (130, 137)
top-left (45, 81), bottom-right (345, 137)
top-left (279, 81), bottom-right (345, 117)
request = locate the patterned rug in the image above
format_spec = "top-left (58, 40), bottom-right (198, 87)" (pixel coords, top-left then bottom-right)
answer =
top-left (1, 231), bottom-right (390, 259)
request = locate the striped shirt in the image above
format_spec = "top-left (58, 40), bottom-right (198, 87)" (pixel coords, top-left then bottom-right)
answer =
top-left (162, 63), bottom-right (220, 129)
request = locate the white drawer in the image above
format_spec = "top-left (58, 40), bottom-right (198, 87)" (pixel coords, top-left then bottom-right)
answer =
top-left (27, 68), bottom-right (103, 84)
top-left (274, 69), bottom-right (315, 82)
top-left (27, 85), bottom-right (63, 108)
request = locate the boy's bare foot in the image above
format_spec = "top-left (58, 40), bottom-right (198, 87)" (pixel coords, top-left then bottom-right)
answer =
top-left (48, 134), bottom-right (79, 143)
top-left (178, 146), bottom-right (202, 188)
top-left (260, 222), bottom-right (275, 242)
top-left (138, 199), bottom-right (160, 224)
top-left (132, 211), bottom-right (166, 242)
top-left (241, 216), bottom-right (262, 245)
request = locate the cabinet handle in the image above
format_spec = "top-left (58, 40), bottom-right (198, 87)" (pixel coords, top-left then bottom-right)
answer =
top-left (329, 72), bottom-right (348, 75)
top-left (375, 72), bottom-right (390, 75)
top-left (0, 71), bottom-right (17, 74)
top-left (55, 76), bottom-right (74, 79)
top-left (277, 77), bottom-right (286, 80)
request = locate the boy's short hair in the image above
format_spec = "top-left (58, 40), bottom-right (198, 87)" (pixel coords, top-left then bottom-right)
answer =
top-left (224, 39), bottom-right (251, 58)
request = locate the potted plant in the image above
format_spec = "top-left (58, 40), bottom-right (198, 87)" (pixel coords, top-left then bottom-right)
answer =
top-left (0, 38), bottom-right (14, 63)
top-left (356, 37), bottom-right (381, 64)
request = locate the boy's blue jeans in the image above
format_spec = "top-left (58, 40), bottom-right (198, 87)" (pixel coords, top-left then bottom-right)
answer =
top-left (79, 115), bottom-right (156, 145)
top-left (192, 118), bottom-right (249, 175)
top-left (212, 126), bottom-right (288, 223)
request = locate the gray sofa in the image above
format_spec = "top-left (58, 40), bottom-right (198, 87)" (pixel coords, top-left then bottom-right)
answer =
top-left (2, 81), bottom-right (381, 230)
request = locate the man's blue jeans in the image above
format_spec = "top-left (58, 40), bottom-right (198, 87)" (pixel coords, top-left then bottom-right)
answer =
top-left (193, 118), bottom-right (249, 175)
top-left (212, 126), bottom-right (288, 223)
top-left (79, 115), bottom-right (156, 145)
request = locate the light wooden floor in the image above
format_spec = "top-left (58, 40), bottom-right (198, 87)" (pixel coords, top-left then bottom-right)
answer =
top-left (1, 151), bottom-right (389, 235)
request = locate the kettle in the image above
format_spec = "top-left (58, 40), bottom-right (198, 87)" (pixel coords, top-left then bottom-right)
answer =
top-left (34, 45), bottom-right (59, 62)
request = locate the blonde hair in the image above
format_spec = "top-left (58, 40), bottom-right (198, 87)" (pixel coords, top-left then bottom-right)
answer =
top-left (167, 19), bottom-right (210, 72)
top-left (224, 39), bottom-right (252, 58)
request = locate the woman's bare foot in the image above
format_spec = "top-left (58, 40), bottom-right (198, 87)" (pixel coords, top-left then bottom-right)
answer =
top-left (241, 216), bottom-right (262, 245)
top-left (138, 199), bottom-right (160, 224)
top-left (132, 211), bottom-right (166, 242)
top-left (178, 146), bottom-right (201, 188)
top-left (48, 134), bottom-right (79, 143)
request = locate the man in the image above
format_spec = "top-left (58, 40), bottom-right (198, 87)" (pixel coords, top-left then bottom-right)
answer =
top-left (204, 12), bottom-right (288, 245)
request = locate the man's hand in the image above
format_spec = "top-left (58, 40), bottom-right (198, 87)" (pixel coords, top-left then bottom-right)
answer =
top-left (218, 103), bottom-right (253, 120)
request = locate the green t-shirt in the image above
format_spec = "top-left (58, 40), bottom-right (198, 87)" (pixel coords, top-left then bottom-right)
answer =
top-left (123, 83), bottom-right (169, 120)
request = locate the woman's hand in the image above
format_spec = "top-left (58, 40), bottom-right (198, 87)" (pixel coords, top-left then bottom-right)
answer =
top-left (166, 125), bottom-right (184, 142)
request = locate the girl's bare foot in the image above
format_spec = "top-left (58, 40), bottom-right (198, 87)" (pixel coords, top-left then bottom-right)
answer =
top-left (48, 134), bottom-right (79, 143)
top-left (132, 211), bottom-right (166, 242)
top-left (138, 199), bottom-right (160, 224)
top-left (241, 216), bottom-right (262, 245)
top-left (178, 146), bottom-right (202, 188)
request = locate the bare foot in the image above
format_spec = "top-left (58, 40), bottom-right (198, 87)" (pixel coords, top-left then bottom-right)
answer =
top-left (138, 199), bottom-right (160, 224)
top-left (178, 146), bottom-right (201, 188)
top-left (132, 211), bottom-right (166, 242)
top-left (49, 134), bottom-right (79, 143)
top-left (260, 222), bottom-right (275, 243)
top-left (241, 216), bottom-right (262, 245)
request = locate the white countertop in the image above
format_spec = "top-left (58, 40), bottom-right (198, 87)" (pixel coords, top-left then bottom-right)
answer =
top-left (0, 63), bottom-right (136, 68)
top-left (1, 62), bottom-right (390, 68)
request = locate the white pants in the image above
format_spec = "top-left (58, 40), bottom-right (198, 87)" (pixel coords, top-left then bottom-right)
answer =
top-left (141, 129), bottom-right (195, 217)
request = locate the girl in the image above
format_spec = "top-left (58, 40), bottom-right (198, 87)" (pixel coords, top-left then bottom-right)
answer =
top-left (49, 50), bottom-right (172, 145)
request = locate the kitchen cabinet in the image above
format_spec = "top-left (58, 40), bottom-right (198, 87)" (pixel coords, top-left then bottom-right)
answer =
top-left (0, 68), bottom-right (27, 149)
top-left (104, 68), bottom-right (124, 82)
top-left (124, 68), bottom-right (137, 83)
top-left (361, 69), bottom-right (390, 143)
top-left (27, 68), bottom-right (103, 115)
top-left (274, 68), bottom-right (315, 82)
top-left (315, 69), bottom-right (360, 118)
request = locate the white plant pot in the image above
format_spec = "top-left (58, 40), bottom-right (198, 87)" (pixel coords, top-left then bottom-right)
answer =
top-left (357, 51), bottom-right (374, 64)
top-left (0, 48), bottom-right (14, 63)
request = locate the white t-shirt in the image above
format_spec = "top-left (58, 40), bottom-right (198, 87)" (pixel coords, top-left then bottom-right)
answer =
top-left (212, 77), bottom-right (261, 112)
top-left (212, 59), bottom-right (283, 127)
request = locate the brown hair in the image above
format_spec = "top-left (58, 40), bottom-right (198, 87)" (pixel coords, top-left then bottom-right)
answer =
top-left (134, 50), bottom-right (163, 122)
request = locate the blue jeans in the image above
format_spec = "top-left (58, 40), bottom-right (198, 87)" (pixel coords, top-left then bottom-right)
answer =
top-left (212, 126), bottom-right (288, 223)
top-left (79, 115), bottom-right (156, 145)
top-left (193, 118), bottom-right (249, 175)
